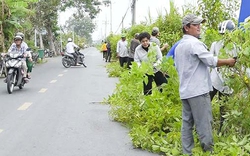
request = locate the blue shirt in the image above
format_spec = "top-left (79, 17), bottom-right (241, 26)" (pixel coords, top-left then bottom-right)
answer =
top-left (166, 40), bottom-right (181, 59)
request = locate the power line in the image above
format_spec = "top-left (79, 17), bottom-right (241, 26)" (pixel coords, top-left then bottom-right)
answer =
top-left (115, 5), bottom-right (130, 34)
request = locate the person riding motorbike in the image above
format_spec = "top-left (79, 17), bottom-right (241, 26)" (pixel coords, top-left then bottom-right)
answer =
top-left (65, 38), bottom-right (80, 64)
top-left (6, 35), bottom-right (29, 82)
top-left (9, 32), bottom-right (33, 78)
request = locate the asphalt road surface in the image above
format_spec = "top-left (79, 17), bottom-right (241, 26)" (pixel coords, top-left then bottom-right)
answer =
top-left (0, 47), bottom-right (158, 156)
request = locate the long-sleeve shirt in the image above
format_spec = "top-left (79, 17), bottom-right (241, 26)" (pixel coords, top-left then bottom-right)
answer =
top-left (8, 43), bottom-right (28, 61)
top-left (129, 39), bottom-right (140, 58)
top-left (174, 34), bottom-right (218, 99)
top-left (66, 42), bottom-right (78, 53)
top-left (8, 42), bottom-right (28, 53)
top-left (134, 43), bottom-right (162, 72)
top-left (116, 40), bottom-right (128, 57)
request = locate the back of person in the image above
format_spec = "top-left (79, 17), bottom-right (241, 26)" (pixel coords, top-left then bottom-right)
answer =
top-left (66, 42), bottom-right (75, 54)
top-left (129, 38), bottom-right (140, 58)
top-left (101, 43), bottom-right (107, 52)
top-left (149, 36), bottom-right (160, 47)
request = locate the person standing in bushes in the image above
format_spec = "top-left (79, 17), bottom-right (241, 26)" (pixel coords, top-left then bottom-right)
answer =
top-left (106, 41), bottom-right (112, 62)
top-left (174, 14), bottom-right (236, 155)
top-left (128, 33), bottom-right (140, 68)
top-left (209, 20), bottom-right (237, 134)
top-left (150, 27), bottom-right (169, 52)
top-left (116, 34), bottom-right (128, 67)
top-left (101, 41), bottom-right (108, 60)
top-left (134, 32), bottom-right (167, 95)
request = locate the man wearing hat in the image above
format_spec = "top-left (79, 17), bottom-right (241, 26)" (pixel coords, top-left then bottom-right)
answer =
top-left (116, 34), bottom-right (129, 67)
top-left (150, 27), bottom-right (168, 51)
top-left (174, 14), bottom-right (236, 155)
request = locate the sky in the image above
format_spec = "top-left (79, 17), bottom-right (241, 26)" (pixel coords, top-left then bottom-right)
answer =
top-left (59, 0), bottom-right (197, 41)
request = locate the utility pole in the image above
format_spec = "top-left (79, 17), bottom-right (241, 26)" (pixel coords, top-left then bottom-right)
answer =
top-left (131, 0), bottom-right (136, 26)
top-left (103, 0), bottom-right (112, 33)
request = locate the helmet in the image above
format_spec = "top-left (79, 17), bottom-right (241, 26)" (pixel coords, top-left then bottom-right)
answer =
top-left (121, 33), bottom-right (126, 38)
top-left (218, 20), bottom-right (235, 34)
top-left (68, 38), bottom-right (72, 42)
top-left (16, 32), bottom-right (24, 39)
top-left (14, 35), bottom-right (23, 40)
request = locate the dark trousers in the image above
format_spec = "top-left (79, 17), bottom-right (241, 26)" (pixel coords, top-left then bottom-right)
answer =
top-left (127, 57), bottom-right (134, 69)
top-left (72, 53), bottom-right (79, 64)
top-left (106, 49), bottom-right (111, 62)
top-left (143, 71), bottom-right (167, 95)
top-left (119, 57), bottom-right (128, 67)
top-left (103, 51), bottom-right (107, 59)
top-left (209, 87), bottom-right (228, 134)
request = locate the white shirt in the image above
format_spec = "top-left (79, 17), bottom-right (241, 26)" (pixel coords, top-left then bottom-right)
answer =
top-left (174, 35), bottom-right (218, 99)
top-left (134, 43), bottom-right (162, 72)
top-left (210, 40), bottom-right (237, 94)
top-left (66, 42), bottom-right (78, 53)
top-left (116, 40), bottom-right (128, 57)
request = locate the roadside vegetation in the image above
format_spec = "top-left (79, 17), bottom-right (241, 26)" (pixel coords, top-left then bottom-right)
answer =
top-left (106, 0), bottom-right (250, 155)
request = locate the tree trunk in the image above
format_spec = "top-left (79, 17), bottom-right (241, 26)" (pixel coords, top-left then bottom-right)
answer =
top-left (39, 32), bottom-right (44, 49)
top-left (45, 26), bottom-right (56, 56)
top-left (1, 0), bottom-right (5, 52)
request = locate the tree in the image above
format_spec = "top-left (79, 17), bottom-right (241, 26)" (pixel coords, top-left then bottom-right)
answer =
top-left (61, 0), bottom-right (101, 19)
top-left (0, 0), bottom-right (37, 52)
top-left (64, 13), bottom-right (95, 44)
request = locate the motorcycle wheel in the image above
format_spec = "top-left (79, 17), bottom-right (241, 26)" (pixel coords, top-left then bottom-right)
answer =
top-left (62, 57), bottom-right (71, 68)
top-left (7, 74), bottom-right (15, 94)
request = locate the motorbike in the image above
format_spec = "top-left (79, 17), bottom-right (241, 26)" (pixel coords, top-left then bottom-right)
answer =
top-left (5, 51), bottom-right (28, 94)
top-left (0, 53), bottom-right (7, 77)
top-left (61, 48), bottom-right (87, 68)
top-left (31, 50), bottom-right (39, 66)
top-left (44, 49), bottom-right (53, 58)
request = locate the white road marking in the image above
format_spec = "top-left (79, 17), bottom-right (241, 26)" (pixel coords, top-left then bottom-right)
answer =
top-left (50, 80), bottom-right (57, 83)
top-left (39, 88), bottom-right (47, 93)
top-left (58, 74), bottom-right (63, 77)
top-left (0, 129), bottom-right (3, 134)
top-left (63, 70), bottom-right (68, 72)
top-left (18, 102), bottom-right (32, 111)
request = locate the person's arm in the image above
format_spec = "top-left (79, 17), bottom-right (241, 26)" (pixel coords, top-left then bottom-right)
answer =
top-left (134, 46), bottom-right (141, 66)
top-left (130, 40), bottom-right (133, 53)
top-left (73, 42), bottom-right (79, 48)
top-left (194, 42), bottom-right (236, 68)
top-left (217, 59), bottom-right (236, 67)
top-left (8, 43), bottom-right (15, 53)
top-left (154, 45), bottom-right (163, 67)
top-left (116, 41), bottom-right (120, 57)
top-left (160, 43), bottom-right (168, 52)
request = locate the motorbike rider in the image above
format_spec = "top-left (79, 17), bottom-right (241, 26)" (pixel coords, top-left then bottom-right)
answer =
top-left (9, 32), bottom-right (32, 78)
top-left (6, 35), bottom-right (29, 82)
top-left (9, 32), bottom-right (28, 49)
top-left (66, 38), bottom-right (80, 64)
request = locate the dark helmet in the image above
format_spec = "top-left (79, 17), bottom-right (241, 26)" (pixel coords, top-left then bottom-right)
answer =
top-left (218, 20), bottom-right (235, 34)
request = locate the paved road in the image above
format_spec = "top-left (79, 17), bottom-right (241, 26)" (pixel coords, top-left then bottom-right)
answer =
top-left (0, 48), bottom-right (157, 156)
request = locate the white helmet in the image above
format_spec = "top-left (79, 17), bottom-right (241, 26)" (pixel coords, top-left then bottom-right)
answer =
top-left (68, 38), bottom-right (72, 42)
top-left (16, 32), bottom-right (24, 39)
top-left (218, 20), bottom-right (235, 34)
top-left (14, 35), bottom-right (23, 40)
